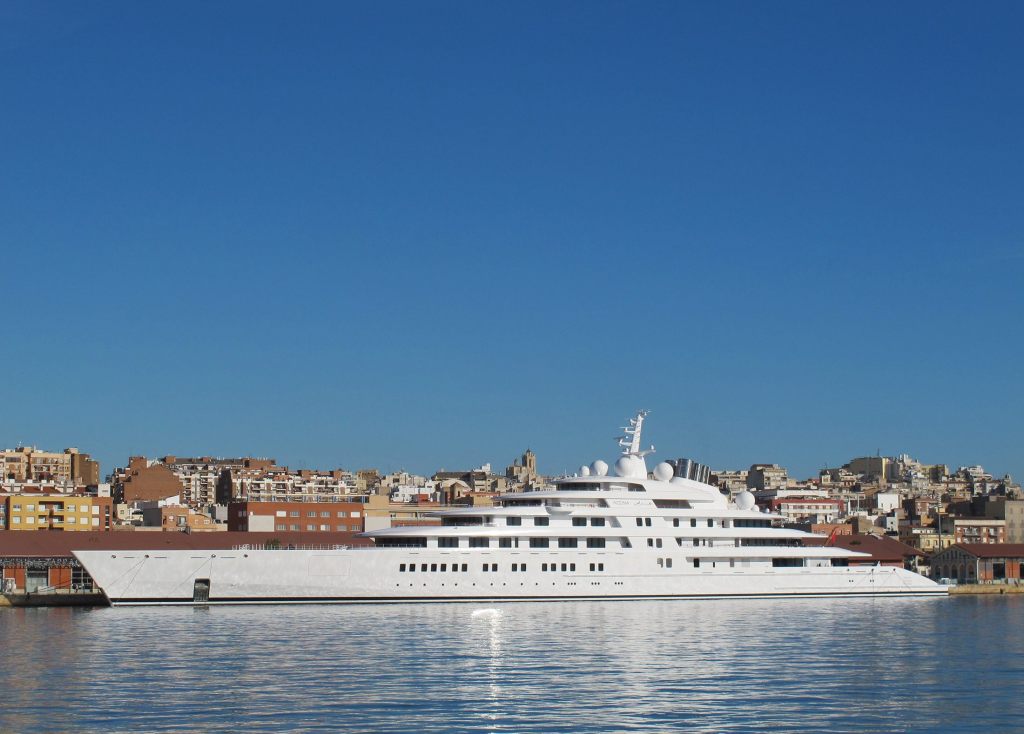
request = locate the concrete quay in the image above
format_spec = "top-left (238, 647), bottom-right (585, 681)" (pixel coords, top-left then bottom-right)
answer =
top-left (948, 583), bottom-right (1024, 595)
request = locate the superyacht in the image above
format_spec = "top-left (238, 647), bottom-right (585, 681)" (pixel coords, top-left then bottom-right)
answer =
top-left (74, 412), bottom-right (946, 605)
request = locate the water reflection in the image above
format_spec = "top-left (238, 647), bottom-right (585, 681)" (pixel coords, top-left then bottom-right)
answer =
top-left (1, 597), bottom-right (1022, 733)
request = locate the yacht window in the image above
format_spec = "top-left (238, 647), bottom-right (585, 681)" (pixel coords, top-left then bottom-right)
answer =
top-left (693, 559), bottom-right (700, 568)
top-left (622, 539), bottom-right (631, 548)
top-left (690, 519), bottom-right (697, 528)
top-left (589, 563), bottom-right (596, 571)
top-left (772, 558), bottom-right (805, 568)
top-left (657, 558), bottom-right (664, 567)
top-left (542, 563), bottom-right (548, 571)
top-left (666, 558), bottom-right (673, 568)
top-left (409, 565), bottom-right (416, 573)
top-left (420, 564), bottom-right (427, 572)
top-left (441, 564), bottom-right (447, 571)
top-left (559, 482), bottom-right (601, 491)
top-left (482, 564), bottom-right (489, 572)
top-left (521, 564), bottom-right (527, 572)
top-left (587, 538), bottom-right (605, 549)
top-left (673, 518), bottom-right (679, 527)
top-left (636, 518), bottom-right (643, 527)
top-left (655, 539), bottom-right (663, 548)
top-left (645, 518), bottom-right (652, 527)
top-left (534, 517), bottom-right (549, 526)
top-left (491, 563), bottom-right (497, 572)
top-left (598, 563), bottom-right (604, 571)
top-left (675, 538), bottom-right (683, 546)
top-left (561, 563), bottom-right (568, 572)
top-left (439, 538), bottom-right (459, 548)
top-left (499, 538), bottom-right (513, 548)
top-left (550, 565), bottom-right (556, 573)
top-left (530, 538), bottom-right (549, 548)
top-left (707, 519), bottom-right (714, 528)
top-left (400, 564), bottom-right (406, 572)
top-left (573, 517), bottom-right (587, 527)
top-left (506, 517), bottom-right (522, 526)
top-left (430, 564), bottom-right (437, 572)
top-left (469, 538), bottom-right (490, 548)
top-left (558, 538), bottom-right (578, 548)
top-left (513, 563), bottom-right (518, 572)
top-left (647, 539), bottom-right (654, 547)
top-left (590, 518), bottom-right (605, 527)
top-left (570, 563), bottom-right (576, 571)
top-left (461, 563), bottom-right (468, 572)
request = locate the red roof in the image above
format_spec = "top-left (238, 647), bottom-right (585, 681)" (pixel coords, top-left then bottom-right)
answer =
top-left (805, 532), bottom-right (924, 560)
top-left (942, 543), bottom-right (1024, 559)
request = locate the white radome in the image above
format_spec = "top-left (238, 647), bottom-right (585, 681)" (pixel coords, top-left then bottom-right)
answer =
top-left (613, 457), bottom-right (631, 477)
top-left (653, 462), bottom-right (674, 482)
top-left (735, 491), bottom-right (756, 511)
top-left (580, 466), bottom-right (591, 477)
top-left (591, 460), bottom-right (608, 476)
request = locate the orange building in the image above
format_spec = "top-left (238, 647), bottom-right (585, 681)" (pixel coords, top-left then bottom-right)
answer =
top-left (3, 494), bottom-right (113, 531)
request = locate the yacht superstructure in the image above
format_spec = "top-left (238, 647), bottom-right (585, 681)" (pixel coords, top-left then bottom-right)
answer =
top-left (74, 412), bottom-right (946, 605)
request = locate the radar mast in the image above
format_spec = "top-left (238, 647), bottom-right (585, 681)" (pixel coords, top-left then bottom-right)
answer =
top-left (618, 410), bottom-right (655, 458)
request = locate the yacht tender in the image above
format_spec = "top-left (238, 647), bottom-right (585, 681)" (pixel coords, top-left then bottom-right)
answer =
top-left (74, 412), bottom-right (946, 605)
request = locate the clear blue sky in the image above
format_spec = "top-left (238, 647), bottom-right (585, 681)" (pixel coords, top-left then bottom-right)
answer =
top-left (1, 2), bottom-right (1021, 482)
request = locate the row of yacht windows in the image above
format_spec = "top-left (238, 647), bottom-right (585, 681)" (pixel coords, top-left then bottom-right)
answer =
top-left (383, 536), bottom-right (796, 550)
top-left (401, 557), bottom-right (819, 574)
top-left (437, 537), bottom-right (608, 549)
top-left (398, 562), bottom-right (607, 573)
top-left (668, 538), bottom-right (802, 548)
top-left (555, 482), bottom-right (645, 492)
top-left (400, 563), bottom-right (470, 572)
top-left (448, 516), bottom-right (773, 529)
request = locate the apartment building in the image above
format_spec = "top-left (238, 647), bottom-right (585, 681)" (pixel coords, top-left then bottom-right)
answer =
top-left (769, 497), bottom-right (844, 524)
top-left (224, 467), bottom-right (361, 504)
top-left (3, 493), bottom-right (113, 531)
top-left (112, 456), bottom-right (276, 507)
top-left (227, 499), bottom-right (369, 533)
top-left (746, 464), bottom-right (789, 492)
top-left (1, 447), bottom-right (99, 484)
top-left (950, 518), bottom-right (1006, 544)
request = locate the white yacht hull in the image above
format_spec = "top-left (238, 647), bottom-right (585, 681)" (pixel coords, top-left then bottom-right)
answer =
top-left (74, 548), bottom-right (947, 606)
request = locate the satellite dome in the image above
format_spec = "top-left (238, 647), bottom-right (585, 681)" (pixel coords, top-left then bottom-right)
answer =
top-left (613, 457), bottom-right (631, 477)
top-left (580, 466), bottom-right (591, 477)
top-left (653, 462), bottom-right (674, 482)
top-left (735, 491), bottom-right (756, 511)
top-left (591, 460), bottom-right (608, 477)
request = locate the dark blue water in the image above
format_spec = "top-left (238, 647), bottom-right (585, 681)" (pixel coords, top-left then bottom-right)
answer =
top-left (1, 596), bottom-right (1021, 733)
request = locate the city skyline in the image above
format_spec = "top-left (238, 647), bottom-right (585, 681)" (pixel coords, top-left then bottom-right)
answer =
top-left (2, 3), bottom-right (1021, 483)
top-left (0, 432), bottom-right (1015, 489)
